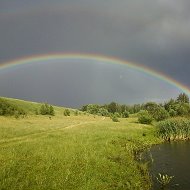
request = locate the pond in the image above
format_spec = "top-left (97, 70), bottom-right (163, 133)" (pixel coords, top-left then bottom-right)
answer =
top-left (148, 141), bottom-right (190, 190)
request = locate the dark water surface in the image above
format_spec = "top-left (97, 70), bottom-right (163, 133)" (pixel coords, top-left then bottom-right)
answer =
top-left (148, 141), bottom-right (190, 190)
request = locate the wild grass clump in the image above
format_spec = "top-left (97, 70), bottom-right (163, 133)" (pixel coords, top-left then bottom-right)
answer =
top-left (157, 118), bottom-right (190, 141)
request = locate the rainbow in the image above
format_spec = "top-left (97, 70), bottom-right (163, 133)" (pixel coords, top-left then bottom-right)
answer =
top-left (0, 53), bottom-right (190, 96)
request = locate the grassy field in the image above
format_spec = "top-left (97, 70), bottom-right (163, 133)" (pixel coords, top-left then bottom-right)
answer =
top-left (0, 98), bottom-right (161, 190)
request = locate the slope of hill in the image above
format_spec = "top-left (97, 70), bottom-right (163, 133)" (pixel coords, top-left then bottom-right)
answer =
top-left (0, 96), bottom-right (73, 115)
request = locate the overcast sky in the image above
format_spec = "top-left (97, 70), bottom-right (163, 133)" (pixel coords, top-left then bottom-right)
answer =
top-left (0, 0), bottom-right (190, 108)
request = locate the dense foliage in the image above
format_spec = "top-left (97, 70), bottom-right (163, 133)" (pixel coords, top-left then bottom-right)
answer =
top-left (81, 93), bottom-right (190, 123)
top-left (144, 103), bottom-right (169, 121)
top-left (40, 103), bottom-right (55, 116)
top-left (0, 98), bottom-right (26, 117)
top-left (157, 118), bottom-right (190, 141)
top-left (138, 110), bottom-right (153, 124)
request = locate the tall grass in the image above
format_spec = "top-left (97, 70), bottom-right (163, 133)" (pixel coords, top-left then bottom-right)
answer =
top-left (157, 118), bottom-right (190, 141)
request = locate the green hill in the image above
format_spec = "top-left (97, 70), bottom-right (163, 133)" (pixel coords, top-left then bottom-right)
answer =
top-left (0, 96), bottom-right (74, 116)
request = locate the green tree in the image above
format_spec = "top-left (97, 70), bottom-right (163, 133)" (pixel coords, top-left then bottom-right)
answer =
top-left (164, 99), bottom-right (176, 111)
top-left (108, 102), bottom-right (117, 113)
top-left (86, 104), bottom-right (100, 115)
top-left (80, 105), bottom-right (88, 112)
top-left (98, 108), bottom-right (109, 116)
top-left (177, 93), bottom-right (189, 103)
top-left (144, 102), bottom-right (159, 115)
top-left (120, 104), bottom-right (126, 113)
top-left (133, 104), bottom-right (141, 113)
top-left (153, 107), bottom-right (169, 121)
top-left (175, 103), bottom-right (190, 116)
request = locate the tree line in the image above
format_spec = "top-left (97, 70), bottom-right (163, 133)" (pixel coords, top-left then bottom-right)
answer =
top-left (80, 93), bottom-right (190, 123)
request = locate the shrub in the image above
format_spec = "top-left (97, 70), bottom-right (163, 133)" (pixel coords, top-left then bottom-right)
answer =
top-left (111, 115), bottom-right (119, 122)
top-left (138, 110), bottom-right (153, 124)
top-left (168, 109), bottom-right (177, 117)
top-left (40, 103), bottom-right (55, 116)
top-left (74, 110), bottom-right (79, 116)
top-left (49, 105), bottom-right (55, 116)
top-left (114, 112), bottom-right (121, 118)
top-left (153, 107), bottom-right (169, 121)
top-left (122, 111), bottom-right (129, 118)
top-left (98, 108), bottom-right (109, 116)
top-left (0, 98), bottom-right (26, 117)
top-left (86, 104), bottom-right (100, 114)
top-left (175, 103), bottom-right (190, 116)
top-left (64, 109), bottom-right (70, 116)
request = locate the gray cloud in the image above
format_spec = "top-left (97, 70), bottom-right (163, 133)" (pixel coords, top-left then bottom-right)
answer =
top-left (0, 0), bottom-right (189, 107)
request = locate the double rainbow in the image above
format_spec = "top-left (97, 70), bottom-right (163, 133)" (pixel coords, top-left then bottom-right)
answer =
top-left (0, 53), bottom-right (189, 96)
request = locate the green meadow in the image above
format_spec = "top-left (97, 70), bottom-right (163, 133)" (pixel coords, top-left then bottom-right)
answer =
top-left (0, 98), bottom-right (161, 190)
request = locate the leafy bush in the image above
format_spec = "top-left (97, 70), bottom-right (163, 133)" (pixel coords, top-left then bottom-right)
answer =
top-left (111, 115), bottom-right (119, 122)
top-left (86, 104), bottom-right (100, 114)
top-left (114, 112), bottom-right (121, 118)
top-left (168, 109), bottom-right (177, 117)
top-left (64, 109), bottom-right (70, 116)
top-left (0, 98), bottom-right (26, 117)
top-left (153, 107), bottom-right (169, 121)
top-left (175, 103), bottom-right (190, 116)
top-left (98, 108), bottom-right (109, 116)
top-left (138, 110), bottom-right (153, 124)
top-left (122, 111), bottom-right (129, 118)
top-left (40, 103), bottom-right (55, 116)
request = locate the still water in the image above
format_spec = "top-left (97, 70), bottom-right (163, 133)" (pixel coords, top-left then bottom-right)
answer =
top-left (148, 141), bottom-right (190, 190)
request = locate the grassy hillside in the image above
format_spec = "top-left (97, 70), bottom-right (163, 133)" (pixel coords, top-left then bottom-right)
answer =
top-left (0, 96), bottom-right (74, 115)
top-left (0, 97), bottom-right (161, 190)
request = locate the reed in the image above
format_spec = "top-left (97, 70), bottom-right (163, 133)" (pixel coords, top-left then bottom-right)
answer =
top-left (156, 173), bottom-right (174, 188)
top-left (157, 118), bottom-right (190, 141)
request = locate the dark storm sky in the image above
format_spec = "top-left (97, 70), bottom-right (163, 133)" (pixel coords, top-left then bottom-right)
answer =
top-left (0, 0), bottom-right (190, 108)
